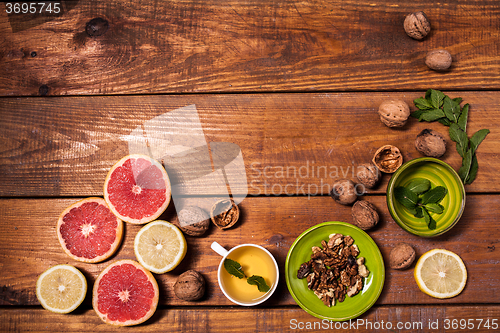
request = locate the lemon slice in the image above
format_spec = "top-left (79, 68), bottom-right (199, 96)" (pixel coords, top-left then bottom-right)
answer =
top-left (414, 249), bottom-right (467, 299)
top-left (36, 264), bottom-right (87, 314)
top-left (134, 220), bottom-right (187, 274)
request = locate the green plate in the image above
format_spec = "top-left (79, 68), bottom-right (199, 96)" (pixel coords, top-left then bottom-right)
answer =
top-left (285, 221), bottom-right (385, 321)
top-left (387, 157), bottom-right (466, 237)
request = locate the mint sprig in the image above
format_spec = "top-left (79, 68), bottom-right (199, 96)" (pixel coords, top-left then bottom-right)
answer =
top-left (412, 89), bottom-right (490, 184)
top-left (394, 178), bottom-right (447, 230)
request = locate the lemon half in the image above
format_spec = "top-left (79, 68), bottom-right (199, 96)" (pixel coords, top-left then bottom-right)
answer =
top-left (36, 264), bottom-right (87, 314)
top-left (134, 220), bottom-right (187, 274)
top-left (414, 249), bottom-right (467, 299)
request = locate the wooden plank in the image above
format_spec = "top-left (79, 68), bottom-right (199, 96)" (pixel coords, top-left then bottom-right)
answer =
top-left (0, 92), bottom-right (498, 196)
top-left (2, 306), bottom-right (500, 332)
top-left (1, 0), bottom-right (499, 96)
top-left (1, 195), bottom-right (498, 306)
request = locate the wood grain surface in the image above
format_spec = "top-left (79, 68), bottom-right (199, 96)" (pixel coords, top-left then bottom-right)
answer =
top-left (0, 92), bottom-right (498, 197)
top-left (1, 0), bottom-right (500, 96)
top-left (2, 306), bottom-right (500, 332)
top-left (1, 195), bottom-right (498, 306)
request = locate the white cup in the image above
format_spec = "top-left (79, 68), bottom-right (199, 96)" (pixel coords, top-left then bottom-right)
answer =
top-left (211, 241), bottom-right (279, 306)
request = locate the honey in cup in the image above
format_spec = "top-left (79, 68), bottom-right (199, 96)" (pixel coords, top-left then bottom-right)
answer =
top-left (216, 244), bottom-right (278, 305)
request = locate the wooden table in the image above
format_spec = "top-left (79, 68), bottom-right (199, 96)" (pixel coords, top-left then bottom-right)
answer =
top-left (1, 1), bottom-right (499, 332)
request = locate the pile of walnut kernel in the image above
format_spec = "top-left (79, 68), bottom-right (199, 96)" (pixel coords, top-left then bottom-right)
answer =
top-left (297, 233), bottom-right (369, 307)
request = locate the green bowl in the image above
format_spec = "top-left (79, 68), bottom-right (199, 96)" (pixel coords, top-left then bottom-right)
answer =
top-left (387, 157), bottom-right (466, 237)
top-left (285, 222), bottom-right (385, 321)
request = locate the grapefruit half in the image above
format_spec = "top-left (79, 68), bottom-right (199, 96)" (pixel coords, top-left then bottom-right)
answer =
top-left (104, 154), bottom-right (171, 224)
top-left (93, 260), bottom-right (159, 326)
top-left (57, 197), bottom-right (123, 263)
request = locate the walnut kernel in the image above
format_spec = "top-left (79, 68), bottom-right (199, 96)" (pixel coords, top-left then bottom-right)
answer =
top-left (210, 199), bottom-right (239, 230)
top-left (415, 129), bottom-right (447, 157)
top-left (404, 11), bottom-right (431, 40)
top-left (378, 99), bottom-right (411, 128)
top-left (351, 200), bottom-right (379, 230)
top-left (372, 145), bottom-right (403, 173)
top-left (174, 270), bottom-right (206, 301)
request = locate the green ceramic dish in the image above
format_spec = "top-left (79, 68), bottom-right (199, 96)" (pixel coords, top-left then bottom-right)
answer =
top-left (285, 221), bottom-right (385, 321)
top-left (387, 157), bottom-right (466, 237)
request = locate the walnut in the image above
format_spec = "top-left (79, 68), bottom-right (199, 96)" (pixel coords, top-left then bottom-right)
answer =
top-left (372, 145), bottom-right (403, 173)
top-left (210, 199), bottom-right (239, 230)
top-left (171, 206), bottom-right (210, 237)
top-left (330, 179), bottom-right (358, 205)
top-left (174, 270), bottom-right (206, 301)
top-left (425, 50), bottom-right (452, 71)
top-left (351, 200), bottom-right (379, 230)
top-left (378, 99), bottom-right (411, 128)
top-left (389, 242), bottom-right (416, 270)
top-left (404, 11), bottom-right (431, 40)
top-left (415, 129), bottom-right (447, 157)
top-left (356, 163), bottom-right (381, 189)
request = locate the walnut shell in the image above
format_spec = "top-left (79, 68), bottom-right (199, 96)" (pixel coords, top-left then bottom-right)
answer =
top-left (378, 99), bottom-right (411, 128)
top-left (171, 206), bottom-right (210, 237)
top-left (389, 243), bottom-right (416, 270)
top-left (404, 11), bottom-right (431, 40)
top-left (372, 145), bottom-right (403, 173)
top-left (356, 163), bottom-right (381, 189)
top-left (210, 199), bottom-right (239, 230)
top-left (415, 129), bottom-right (447, 157)
top-left (330, 179), bottom-right (358, 205)
top-left (174, 270), bottom-right (206, 301)
top-left (351, 200), bottom-right (379, 230)
top-left (425, 49), bottom-right (452, 71)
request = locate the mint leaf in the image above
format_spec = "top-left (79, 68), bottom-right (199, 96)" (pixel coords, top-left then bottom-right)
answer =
top-left (224, 259), bottom-right (246, 279)
top-left (421, 186), bottom-right (448, 204)
top-left (405, 178), bottom-right (431, 194)
top-left (424, 203), bottom-right (444, 214)
top-left (457, 103), bottom-right (469, 132)
top-left (465, 154), bottom-right (479, 185)
top-left (422, 208), bottom-right (437, 230)
top-left (438, 118), bottom-right (452, 126)
top-left (443, 96), bottom-right (459, 123)
top-left (430, 89), bottom-right (445, 109)
top-left (470, 129), bottom-right (490, 155)
top-left (414, 97), bottom-right (434, 110)
top-left (420, 109), bottom-right (446, 122)
top-left (394, 186), bottom-right (418, 210)
top-left (247, 275), bottom-right (271, 293)
top-left (449, 123), bottom-right (469, 158)
top-left (414, 206), bottom-right (424, 218)
top-left (458, 149), bottom-right (473, 184)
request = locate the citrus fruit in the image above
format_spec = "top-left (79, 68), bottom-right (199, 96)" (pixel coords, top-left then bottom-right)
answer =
top-left (104, 154), bottom-right (171, 224)
top-left (414, 249), bottom-right (467, 299)
top-left (36, 264), bottom-right (87, 314)
top-left (93, 260), bottom-right (159, 326)
top-left (57, 197), bottom-right (123, 263)
top-left (134, 220), bottom-right (187, 274)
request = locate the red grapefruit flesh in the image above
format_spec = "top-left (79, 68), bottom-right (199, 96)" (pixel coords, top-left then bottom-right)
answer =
top-left (104, 154), bottom-right (171, 224)
top-left (93, 260), bottom-right (159, 326)
top-left (57, 197), bottom-right (123, 263)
